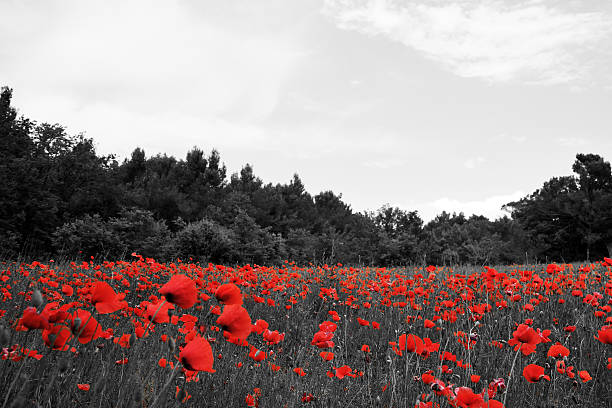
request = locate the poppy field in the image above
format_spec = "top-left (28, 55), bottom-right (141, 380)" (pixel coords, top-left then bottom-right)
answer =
top-left (1, 256), bottom-right (611, 407)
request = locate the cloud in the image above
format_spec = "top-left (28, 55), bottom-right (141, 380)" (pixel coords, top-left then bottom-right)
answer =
top-left (322, 0), bottom-right (612, 84)
top-left (422, 190), bottom-right (525, 221)
top-left (0, 0), bottom-right (305, 156)
top-left (463, 156), bottom-right (485, 169)
top-left (558, 137), bottom-right (587, 147)
top-left (363, 158), bottom-right (407, 168)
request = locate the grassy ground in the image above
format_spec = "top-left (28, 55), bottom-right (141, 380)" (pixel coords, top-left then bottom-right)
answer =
top-left (0, 257), bottom-right (610, 407)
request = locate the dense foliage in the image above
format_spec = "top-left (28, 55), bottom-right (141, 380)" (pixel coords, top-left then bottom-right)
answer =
top-left (1, 87), bottom-right (611, 264)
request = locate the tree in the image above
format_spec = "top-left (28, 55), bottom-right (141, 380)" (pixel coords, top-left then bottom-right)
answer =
top-left (506, 153), bottom-right (612, 261)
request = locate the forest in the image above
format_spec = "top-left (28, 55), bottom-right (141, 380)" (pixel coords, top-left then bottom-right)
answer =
top-left (2, 86), bottom-right (611, 265)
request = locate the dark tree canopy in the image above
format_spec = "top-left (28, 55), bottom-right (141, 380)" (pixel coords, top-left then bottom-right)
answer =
top-left (1, 87), bottom-right (610, 264)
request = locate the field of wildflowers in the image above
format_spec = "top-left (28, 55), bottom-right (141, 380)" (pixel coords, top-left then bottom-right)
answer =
top-left (1, 255), bottom-right (611, 407)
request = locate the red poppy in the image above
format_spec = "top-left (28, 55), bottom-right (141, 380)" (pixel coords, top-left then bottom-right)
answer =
top-left (91, 281), bottom-right (127, 314)
top-left (248, 347), bottom-right (266, 362)
top-left (215, 283), bottom-right (243, 305)
top-left (578, 370), bottom-right (592, 382)
top-left (547, 343), bottom-right (570, 358)
top-left (144, 300), bottom-right (175, 323)
top-left (319, 351), bottom-right (334, 361)
top-left (179, 335), bottom-right (215, 372)
top-left (508, 324), bottom-right (540, 355)
top-left (595, 326), bottom-right (612, 344)
top-left (159, 274), bottom-right (197, 309)
top-left (216, 304), bottom-right (252, 341)
top-left (71, 309), bottom-right (104, 344)
top-left (42, 324), bottom-right (72, 350)
top-left (77, 384), bottom-right (90, 391)
top-left (333, 365), bottom-right (356, 379)
top-left (522, 364), bottom-right (550, 383)
top-left (18, 307), bottom-right (49, 330)
top-left (454, 386), bottom-right (485, 408)
top-left (61, 285), bottom-right (73, 297)
top-left (252, 319), bottom-right (269, 335)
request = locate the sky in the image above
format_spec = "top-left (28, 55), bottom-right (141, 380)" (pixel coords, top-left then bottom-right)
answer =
top-left (2, 0), bottom-right (612, 221)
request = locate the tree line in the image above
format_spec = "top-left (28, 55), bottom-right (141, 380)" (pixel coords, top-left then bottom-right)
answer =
top-left (1, 87), bottom-right (611, 265)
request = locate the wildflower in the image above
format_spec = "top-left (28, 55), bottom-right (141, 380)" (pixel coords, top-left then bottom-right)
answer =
top-left (179, 335), bottom-right (215, 372)
top-left (522, 364), bottom-right (550, 383)
top-left (159, 274), bottom-right (197, 309)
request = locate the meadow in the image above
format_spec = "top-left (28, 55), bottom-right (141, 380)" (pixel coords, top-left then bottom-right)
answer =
top-left (0, 255), bottom-right (611, 407)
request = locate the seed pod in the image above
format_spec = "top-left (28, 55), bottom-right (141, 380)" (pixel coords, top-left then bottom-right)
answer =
top-left (32, 289), bottom-right (43, 308)
top-left (129, 333), bottom-right (137, 347)
top-left (59, 358), bottom-right (70, 373)
top-left (0, 326), bottom-right (10, 346)
top-left (176, 387), bottom-right (186, 402)
top-left (133, 388), bottom-right (142, 403)
top-left (168, 337), bottom-right (176, 353)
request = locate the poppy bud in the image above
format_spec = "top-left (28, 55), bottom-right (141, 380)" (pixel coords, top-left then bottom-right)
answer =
top-left (71, 318), bottom-right (82, 334)
top-left (129, 333), bottom-right (137, 347)
top-left (168, 337), bottom-right (176, 353)
top-left (176, 387), bottom-right (186, 402)
top-left (0, 326), bottom-right (9, 346)
top-left (133, 388), bottom-right (142, 403)
top-left (8, 396), bottom-right (25, 408)
top-left (32, 289), bottom-right (43, 308)
top-left (59, 358), bottom-right (70, 373)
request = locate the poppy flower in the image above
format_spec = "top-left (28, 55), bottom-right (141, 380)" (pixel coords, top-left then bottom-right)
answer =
top-left (77, 384), bottom-right (90, 391)
top-left (144, 300), bottom-right (175, 323)
top-left (424, 319), bottom-right (435, 329)
top-left (522, 364), bottom-right (550, 383)
top-left (252, 319), bottom-right (269, 335)
top-left (263, 329), bottom-right (284, 345)
top-left (71, 309), bottom-right (104, 344)
top-left (454, 386), bottom-right (485, 408)
top-left (91, 281), bottom-right (127, 314)
top-left (179, 335), bottom-right (215, 372)
top-left (42, 324), bottom-right (72, 350)
top-left (18, 307), bottom-right (49, 330)
top-left (215, 283), bottom-right (243, 305)
top-left (470, 375), bottom-right (480, 383)
top-left (293, 367), bottom-right (306, 376)
top-left (61, 285), bottom-right (73, 297)
top-left (595, 326), bottom-right (612, 344)
top-left (216, 304), bottom-right (251, 341)
top-left (319, 351), bottom-right (334, 361)
top-left (248, 347), bottom-right (266, 362)
top-left (578, 370), bottom-right (592, 382)
top-left (547, 343), bottom-right (570, 358)
top-left (508, 324), bottom-right (540, 355)
top-left (159, 274), bottom-right (197, 309)
top-left (333, 365), bottom-right (356, 379)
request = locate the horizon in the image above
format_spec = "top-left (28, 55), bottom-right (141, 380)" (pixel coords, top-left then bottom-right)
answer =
top-left (2, 0), bottom-right (611, 221)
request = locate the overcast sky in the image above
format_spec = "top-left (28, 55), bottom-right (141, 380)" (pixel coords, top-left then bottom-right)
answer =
top-left (2, 0), bottom-right (612, 221)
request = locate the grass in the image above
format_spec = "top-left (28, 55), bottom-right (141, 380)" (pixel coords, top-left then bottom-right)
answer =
top-left (0, 258), bottom-right (610, 407)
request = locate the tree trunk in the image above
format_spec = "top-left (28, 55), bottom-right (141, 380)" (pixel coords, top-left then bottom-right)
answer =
top-left (607, 241), bottom-right (612, 257)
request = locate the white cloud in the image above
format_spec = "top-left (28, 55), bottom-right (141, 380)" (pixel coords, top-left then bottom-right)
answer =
top-left (463, 156), bottom-right (485, 169)
top-left (363, 158), bottom-right (407, 168)
top-left (558, 137), bottom-right (587, 147)
top-left (0, 0), bottom-right (305, 155)
top-left (422, 190), bottom-right (525, 221)
top-left (322, 0), bottom-right (612, 84)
